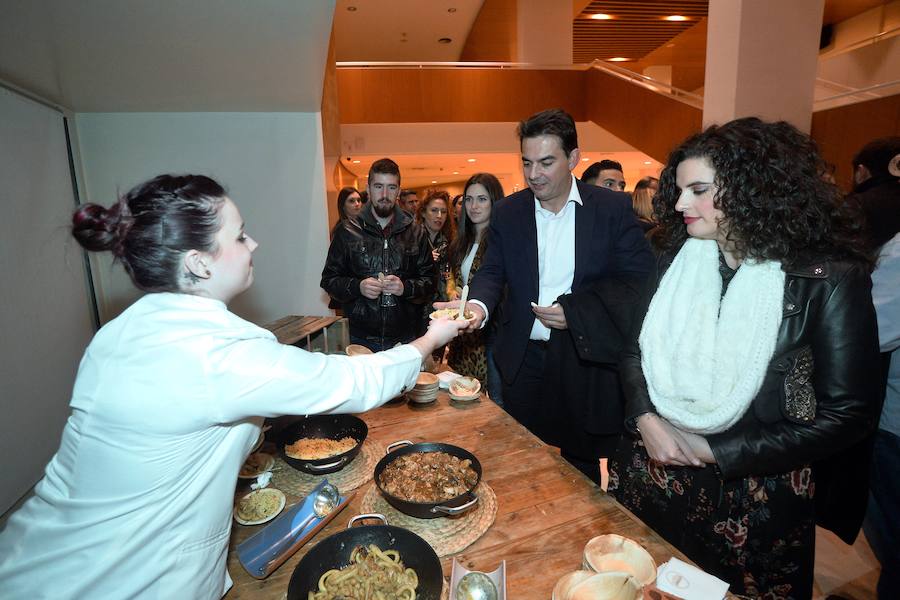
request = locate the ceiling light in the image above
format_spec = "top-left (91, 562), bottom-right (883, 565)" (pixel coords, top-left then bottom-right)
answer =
top-left (664, 15), bottom-right (689, 21)
top-left (581, 158), bottom-right (590, 162)
top-left (448, 7), bottom-right (456, 13)
top-left (608, 57), bottom-right (631, 62)
top-left (352, 160), bottom-right (361, 164)
top-left (643, 161), bottom-right (652, 165)
top-left (438, 37), bottom-right (452, 44)
top-left (666, 43), bottom-right (676, 48)
top-left (431, 180), bottom-right (438, 184)
top-left (452, 171), bottom-right (459, 175)
top-left (590, 13), bottom-right (614, 20)
top-left (467, 158), bottom-right (476, 163)
top-left (347, 6), bottom-right (357, 11)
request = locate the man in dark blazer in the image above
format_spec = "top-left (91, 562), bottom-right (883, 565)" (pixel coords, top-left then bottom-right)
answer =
top-left (438, 108), bottom-right (653, 482)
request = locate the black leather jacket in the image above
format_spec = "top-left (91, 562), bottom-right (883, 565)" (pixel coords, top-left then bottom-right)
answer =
top-left (321, 203), bottom-right (435, 345)
top-left (621, 248), bottom-right (882, 542)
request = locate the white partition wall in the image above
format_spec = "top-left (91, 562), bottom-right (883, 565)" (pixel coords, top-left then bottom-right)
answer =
top-left (75, 112), bottom-right (332, 326)
top-left (0, 88), bottom-right (96, 515)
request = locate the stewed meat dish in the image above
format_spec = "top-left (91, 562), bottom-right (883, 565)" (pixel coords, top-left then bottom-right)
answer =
top-left (379, 451), bottom-right (478, 503)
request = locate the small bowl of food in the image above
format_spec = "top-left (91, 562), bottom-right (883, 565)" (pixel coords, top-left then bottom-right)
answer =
top-left (429, 308), bottom-right (477, 324)
top-left (238, 452), bottom-right (275, 479)
top-left (448, 376), bottom-right (481, 402)
top-left (552, 571), bottom-right (640, 600)
top-left (233, 488), bottom-right (286, 525)
top-left (345, 344), bottom-right (373, 357)
top-left (583, 534), bottom-right (657, 587)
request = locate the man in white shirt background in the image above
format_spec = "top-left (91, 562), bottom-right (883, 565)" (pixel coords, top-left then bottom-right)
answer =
top-left (441, 108), bottom-right (653, 482)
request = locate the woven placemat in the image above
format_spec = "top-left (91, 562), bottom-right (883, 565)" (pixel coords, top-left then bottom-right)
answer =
top-left (359, 481), bottom-right (498, 557)
top-left (271, 439), bottom-right (380, 498)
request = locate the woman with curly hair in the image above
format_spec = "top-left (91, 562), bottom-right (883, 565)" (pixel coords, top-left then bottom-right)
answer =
top-left (417, 189), bottom-right (456, 301)
top-left (608, 118), bottom-right (881, 598)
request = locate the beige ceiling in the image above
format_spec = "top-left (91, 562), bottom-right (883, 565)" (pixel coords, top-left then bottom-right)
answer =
top-left (0, 0), bottom-right (335, 112)
top-left (333, 0), bottom-right (484, 62)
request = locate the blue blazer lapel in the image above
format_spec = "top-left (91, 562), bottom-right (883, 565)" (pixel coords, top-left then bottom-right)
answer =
top-left (573, 184), bottom-right (595, 291)
top-left (520, 194), bottom-right (540, 300)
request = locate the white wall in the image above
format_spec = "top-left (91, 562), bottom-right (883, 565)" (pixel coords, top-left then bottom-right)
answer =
top-left (75, 112), bottom-right (332, 326)
top-left (0, 88), bottom-right (96, 514)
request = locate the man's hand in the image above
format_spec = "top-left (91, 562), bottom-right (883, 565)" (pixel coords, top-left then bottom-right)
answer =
top-left (381, 274), bottom-right (404, 296)
top-left (359, 277), bottom-right (383, 299)
top-left (531, 302), bottom-right (567, 330)
top-left (636, 413), bottom-right (703, 467)
top-left (432, 300), bottom-right (485, 332)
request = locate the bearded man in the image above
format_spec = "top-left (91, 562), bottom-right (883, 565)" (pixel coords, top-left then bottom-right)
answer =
top-left (321, 158), bottom-right (436, 351)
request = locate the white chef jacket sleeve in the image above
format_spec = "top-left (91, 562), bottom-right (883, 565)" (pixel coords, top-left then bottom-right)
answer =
top-left (874, 234), bottom-right (900, 353)
top-left (205, 336), bottom-right (422, 423)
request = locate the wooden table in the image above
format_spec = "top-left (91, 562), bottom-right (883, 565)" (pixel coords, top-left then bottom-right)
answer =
top-left (226, 394), bottom-right (691, 599)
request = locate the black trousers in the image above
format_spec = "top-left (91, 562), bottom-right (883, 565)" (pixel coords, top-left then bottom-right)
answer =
top-left (501, 340), bottom-right (611, 486)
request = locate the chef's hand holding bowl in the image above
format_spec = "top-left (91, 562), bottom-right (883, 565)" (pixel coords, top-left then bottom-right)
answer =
top-left (432, 300), bottom-right (485, 332)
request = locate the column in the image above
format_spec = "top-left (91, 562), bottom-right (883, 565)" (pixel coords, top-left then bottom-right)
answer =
top-left (703, 0), bottom-right (825, 132)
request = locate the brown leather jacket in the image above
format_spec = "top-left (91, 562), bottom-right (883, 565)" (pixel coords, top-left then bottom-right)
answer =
top-left (621, 249), bottom-right (882, 542)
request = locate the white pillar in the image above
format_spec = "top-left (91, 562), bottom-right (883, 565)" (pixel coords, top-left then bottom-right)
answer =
top-left (703, 0), bottom-right (825, 132)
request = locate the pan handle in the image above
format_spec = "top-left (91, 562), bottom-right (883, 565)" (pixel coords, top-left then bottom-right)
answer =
top-left (431, 492), bottom-right (479, 516)
top-left (347, 513), bottom-right (387, 528)
top-left (302, 455), bottom-right (349, 472)
top-left (385, 440), bottom-right (414, 454)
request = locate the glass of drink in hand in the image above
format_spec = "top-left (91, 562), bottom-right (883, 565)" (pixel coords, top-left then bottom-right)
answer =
top-left (378, 271), bottom-right (397, 307)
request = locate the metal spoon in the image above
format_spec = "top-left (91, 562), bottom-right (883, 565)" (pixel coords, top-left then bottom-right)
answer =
top-left (456, 571), bottom-right (498, 600)
top-left (259, 483), bottom-right (340, 574)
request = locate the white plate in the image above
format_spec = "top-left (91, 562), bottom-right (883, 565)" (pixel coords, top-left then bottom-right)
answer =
top-left (238, 452), bottom-right (275, 479)
top-left (233, 488), bottom-right (286, 525)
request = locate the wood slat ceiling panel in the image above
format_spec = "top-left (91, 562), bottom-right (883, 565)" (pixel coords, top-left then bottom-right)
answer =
top-left (573, 0), bottom-right (709, 63)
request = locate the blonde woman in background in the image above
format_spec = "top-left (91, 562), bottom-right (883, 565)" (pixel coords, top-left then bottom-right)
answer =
top-left (631, 176), bottom-right (658, 234)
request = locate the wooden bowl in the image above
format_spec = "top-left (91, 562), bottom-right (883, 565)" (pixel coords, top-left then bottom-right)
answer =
top-left (345, 344), bottom-right (373, 356)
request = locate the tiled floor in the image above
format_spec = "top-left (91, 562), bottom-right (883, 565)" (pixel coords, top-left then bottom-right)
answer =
top-left (813, 527), bottom-right (880, 599)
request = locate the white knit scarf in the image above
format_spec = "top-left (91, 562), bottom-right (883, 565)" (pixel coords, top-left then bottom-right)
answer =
top-left (639, 238), bottom-right (785, 434)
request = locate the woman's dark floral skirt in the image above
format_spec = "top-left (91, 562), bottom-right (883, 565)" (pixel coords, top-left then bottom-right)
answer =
top-left (609, 436), bottom-right (816, 600)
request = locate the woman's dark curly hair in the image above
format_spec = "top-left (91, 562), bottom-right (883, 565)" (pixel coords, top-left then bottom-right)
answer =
top-left (652, 117), bottom-right (870, 269)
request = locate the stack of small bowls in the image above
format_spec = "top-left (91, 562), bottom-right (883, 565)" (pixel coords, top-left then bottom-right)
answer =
top-left (406, 372), bottom-right (440, 404)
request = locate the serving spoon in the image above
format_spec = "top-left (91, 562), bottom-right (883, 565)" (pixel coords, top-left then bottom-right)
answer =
top-left (457, 284), bottom-right (470, 320)
top-left (456, 571), bottom-right (498, 600)
top-left (259, 483), bottom-right (340, 575)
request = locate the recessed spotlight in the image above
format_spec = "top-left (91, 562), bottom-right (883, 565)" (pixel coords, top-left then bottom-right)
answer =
top-left (347, 5), bottom-right (357, 11)
top-left (664, 15), bottom-right (689, 21)
top-left (352, 160), bottom-right (361, 164)
top-left (431, 180), bottom-right (438, 184)
top-left (608, 57), bottom-right (631, 62)
top-left (467, 158), bottom-right (476, 163)
top-left (438, 37), bottom-right (452, 44)
top-left (581, 158), bottom-right (590, 162)
top-left (590, 13), bottom-right (613, 20)
top-left (643, 161), bottom-right (652, 165)
top-left (452, 171), bottom-right (459, 175)
top-left (448, 7), bottom-right (456, 13)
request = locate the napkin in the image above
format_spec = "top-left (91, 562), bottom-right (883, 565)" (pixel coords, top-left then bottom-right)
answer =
top-left (437, 370), bottom-right (463, 390)
top-left (237, 480), bottom-right (351, 579)
top-left (655, 557), bottom-right (729, 600)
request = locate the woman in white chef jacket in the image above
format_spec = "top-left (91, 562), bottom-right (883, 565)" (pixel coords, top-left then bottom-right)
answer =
top-left (0, 174), bottom-right (466, 599)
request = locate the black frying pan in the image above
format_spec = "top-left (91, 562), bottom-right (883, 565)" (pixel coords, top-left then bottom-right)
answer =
top-left (374, 440), bottom-right (482, 519)
top-left (279, 414), bottom-right (367, 475)
top-left (286, 514), bottom-right (444, 600)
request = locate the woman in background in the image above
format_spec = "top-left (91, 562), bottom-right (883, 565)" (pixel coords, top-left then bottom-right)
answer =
top-left (631, 176), bottom-right (658, 233)
top-left (609, 119), bottom-right (880, 598)
top-left (329, 186), bottom-right (362, 238)
top-left (417, 189), bottom-right (456, 302)
top-left (446, 173), bottom-right (505, 405)
top-left (0, 174), bottom-right (465, 599)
